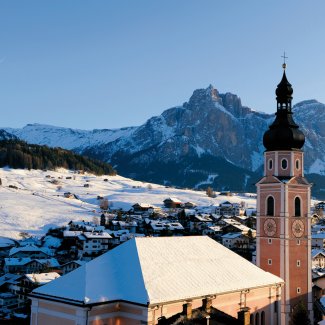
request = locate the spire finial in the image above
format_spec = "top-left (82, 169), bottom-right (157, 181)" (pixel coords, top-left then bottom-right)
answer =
top-left (281, 51), bottom-right (288, 70)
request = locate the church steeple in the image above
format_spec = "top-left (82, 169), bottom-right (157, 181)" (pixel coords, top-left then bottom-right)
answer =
top-left (263, 63), bottom-right (305, 151)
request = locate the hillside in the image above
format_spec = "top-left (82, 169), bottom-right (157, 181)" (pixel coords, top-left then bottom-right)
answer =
top-left (0, 140), bottom-right (115, 176)
top-left (0, 168), bottom-right (257, 239)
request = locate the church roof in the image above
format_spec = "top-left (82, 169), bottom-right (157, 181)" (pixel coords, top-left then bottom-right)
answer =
top-left (31, 236), bottom-right (283, 306)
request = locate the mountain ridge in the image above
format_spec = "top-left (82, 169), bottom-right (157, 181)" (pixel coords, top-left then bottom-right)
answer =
top-left (2, 85), bottom-right (325, 196)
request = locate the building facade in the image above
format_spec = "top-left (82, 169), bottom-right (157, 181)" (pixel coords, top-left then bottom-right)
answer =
top-left (256, 64), bottom-right (313, 324)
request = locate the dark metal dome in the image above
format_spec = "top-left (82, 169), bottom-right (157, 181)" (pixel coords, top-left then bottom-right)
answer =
top-left (263, 69), bottom-right (305, 151)
top-left (276, 71), bottom-right (293, 104)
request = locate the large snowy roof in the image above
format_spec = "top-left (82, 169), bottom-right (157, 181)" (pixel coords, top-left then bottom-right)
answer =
top-left (32, 236), bottom-right (283, 306)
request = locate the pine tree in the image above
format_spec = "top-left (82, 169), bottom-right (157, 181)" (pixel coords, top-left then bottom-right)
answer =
top-left (289, 300), bottom-right (311, 325)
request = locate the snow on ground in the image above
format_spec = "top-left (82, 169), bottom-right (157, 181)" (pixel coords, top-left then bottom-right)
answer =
top-left (0, 168), bottom-right (257, 239)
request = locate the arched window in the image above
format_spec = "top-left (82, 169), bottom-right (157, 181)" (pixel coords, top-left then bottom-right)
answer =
top-left (281, 158), bottom-right (288, 170)
top-left (250, 314), bottom-right (255, 325)
top-left (267, 196), bottom-right (274, 216)
top-left (268, 159), bottom-right (273, 170)
top-left (295, 197), bottom-right (301, 217)
top-left (261, 311), bottom-right (265, 325)
top-left (255, 312), bottom-right (260, 325)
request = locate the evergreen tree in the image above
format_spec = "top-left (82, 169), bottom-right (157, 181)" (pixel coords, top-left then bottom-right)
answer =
top-left (289, 300), bottom-right (311, 325)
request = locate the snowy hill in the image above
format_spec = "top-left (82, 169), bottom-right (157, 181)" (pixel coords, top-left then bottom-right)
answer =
top-left (0, 168), bottom-right (256, 239)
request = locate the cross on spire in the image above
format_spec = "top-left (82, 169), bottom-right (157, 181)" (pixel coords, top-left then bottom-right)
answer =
top-left (281, 51), bottom-right (288, 69)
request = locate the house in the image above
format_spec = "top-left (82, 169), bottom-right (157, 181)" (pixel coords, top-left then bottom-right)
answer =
top-left (19, 272), bottom-right (60, 304)
top-left (316, 202), bottom-right (325, 212)
top-left (149, 220), bottom-right (184, 234)
top-left (312, 233), bottom-right (325, 249)
top-left (132, 203), bottom-right (154, 213)
top-left (77, 232), bottom-right (112, 260)
top-left (9, 243), bottom-right (51, 259)
top-left (163, 197), bottom-right (182, 208)
top-left (182, 202), bottom-right (197, 209)
top-left (0, 236), bottom-right (17, 257)
top-left (60, 260), bottom-right (86, 275)
top-left (189, 215), bottom-right (213, 233)
top-left (0, 274), bottom-right (24, 297)
top-left (29, 236), bottom-right (283, 325)
top-left (313, 249), bottom-right (325, 269)
top-left (0, 293), bottom-right (18, 312)
top-left (4, 258), bottom-right (60, 274)
top-left (221, 232), bottom-right (250, 250)
top-left (202, 226), bottom-right (223, 237)
top-left (215, 201), bottom-right (242, 216)
top-left (222, 219), bottom-right (255, 237)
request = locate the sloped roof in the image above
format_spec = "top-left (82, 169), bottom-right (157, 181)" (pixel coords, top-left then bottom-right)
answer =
top-left (9, 244), bottom-right (51, 257)
top-left (25, 272), bottom-right (60, 285)
top-left (32, 236), bottom-right (283, 306)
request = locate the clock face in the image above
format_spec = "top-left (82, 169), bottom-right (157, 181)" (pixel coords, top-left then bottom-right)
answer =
top-left (264, 218), bottom-right (276, 236)
top-left (292, 220), bottom-right (304, 238)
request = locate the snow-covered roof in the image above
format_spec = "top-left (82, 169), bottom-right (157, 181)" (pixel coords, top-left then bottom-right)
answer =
top-left (32, 236), bottom-right (283, 306)
top-left (0, 236), bottom-right (17, 248)
top-left (63, 231), bottom-right (82, 238)
top-left (82, 232), bottom-right (112, 239)
top-left (164, 197), bottom-right (182, 203)
top-left (311, 249), bottom-right (325, 259)
top-left (312, 233), bottom-right (325, 239)
top-left (221, 232), bottom-right (243, 239)
top-left (9, 244), bottom-right (51, 257)
top-left (5, 257), bottom-right (59, 267)
top-left (25, 272), bottom-right (60, 285)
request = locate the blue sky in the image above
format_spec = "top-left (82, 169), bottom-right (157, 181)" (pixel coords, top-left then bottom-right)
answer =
top-left (1, 1), bottom-right (325, 129)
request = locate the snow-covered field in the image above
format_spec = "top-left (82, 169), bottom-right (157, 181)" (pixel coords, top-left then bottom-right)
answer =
top-left (0, 168), bottom-right (257, 239)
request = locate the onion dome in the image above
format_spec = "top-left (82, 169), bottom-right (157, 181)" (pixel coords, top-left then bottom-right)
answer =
top-left (263, 65), bottom-right (305, 151)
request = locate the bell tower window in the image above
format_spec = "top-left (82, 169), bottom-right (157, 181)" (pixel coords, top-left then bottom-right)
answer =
top-left (281, 159), bottom-right (288, 170)
top-left (296, 159), bottom-right (300, 170)
top-left (268, 159), bottom-right (273, 170)
top-left (267, 196), bottom-right (274, 216)
top-left (295, 197), bottom-right (301, 217)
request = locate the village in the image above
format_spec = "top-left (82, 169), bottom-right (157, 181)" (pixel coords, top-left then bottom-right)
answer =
top-left (1, 175), bottom-right (325, 323)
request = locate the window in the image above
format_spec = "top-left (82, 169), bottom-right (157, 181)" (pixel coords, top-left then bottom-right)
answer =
top-left (295, 197), bottom-right (301, 216)
top-left (267, 196), bottom-right (274, 216)
top-left (255, 312), bottom-right (260, 325)
top-left (297, 287), bottom-right (301, 294)
top-left (297, 240), bottom-right (301, 245)
top-left (261, 311), bottom-right (265, 325)
top-left (297, 260), bottom-right (301, 267)
top-left (268, 159), bottom-right (273, 170)
top-left (268, 238), bottom-right (272, 244)
top-left (268, 259), bottom-right (272, 265)
top-left (281, 158), bottom-right (288, 170)
top-left (296, 159), bottom-right (300, 170)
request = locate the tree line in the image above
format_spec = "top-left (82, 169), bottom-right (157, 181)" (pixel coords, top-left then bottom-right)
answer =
top-left (0, 140), bottom-right (116, 176)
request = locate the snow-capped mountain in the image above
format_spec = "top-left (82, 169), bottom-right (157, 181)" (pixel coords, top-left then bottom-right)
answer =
top-left (3, 85), bottom-right (325, 194)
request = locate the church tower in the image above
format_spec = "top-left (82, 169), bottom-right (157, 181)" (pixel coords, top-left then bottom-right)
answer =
top-left (256, 63), bottom-right (313, 324)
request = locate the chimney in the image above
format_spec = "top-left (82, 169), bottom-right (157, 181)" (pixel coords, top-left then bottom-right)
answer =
top-left (182, 302), bottom-right (192, 319)
top-left (237, 307), bottom-right (250, 325)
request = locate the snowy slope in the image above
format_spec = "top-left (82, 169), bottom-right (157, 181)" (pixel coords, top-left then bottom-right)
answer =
top-left (4, 124), bottom-right (136, 151)
top-left (0, 168), bottom-right (256, 239)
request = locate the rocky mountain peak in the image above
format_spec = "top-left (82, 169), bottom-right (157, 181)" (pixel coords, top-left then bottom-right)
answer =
top-left (186, 85), bottom-right (222, 109)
